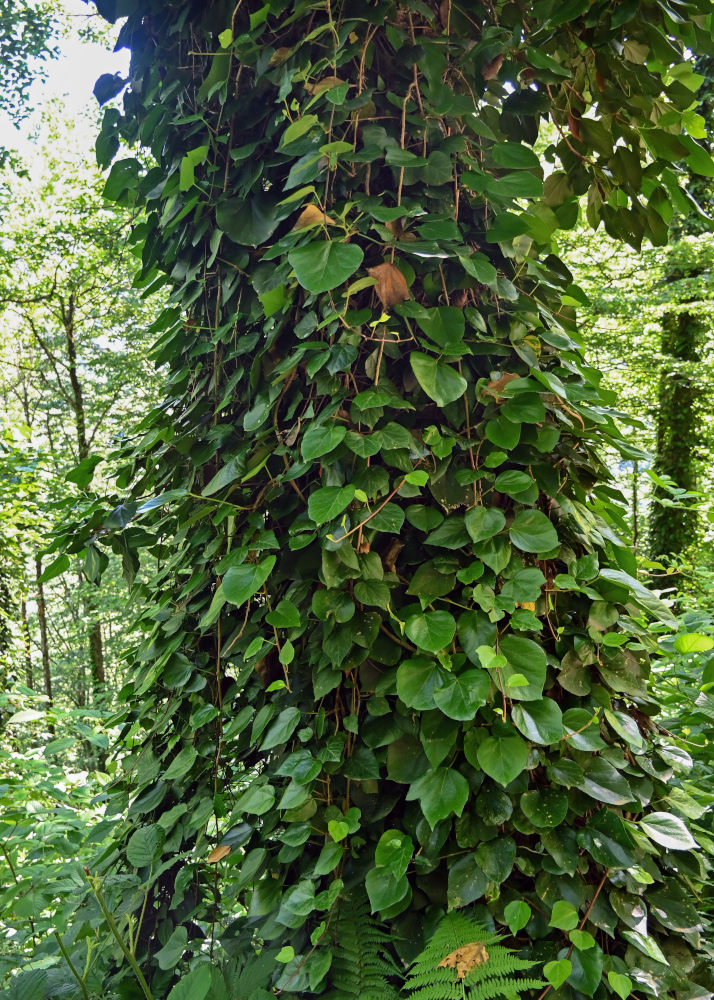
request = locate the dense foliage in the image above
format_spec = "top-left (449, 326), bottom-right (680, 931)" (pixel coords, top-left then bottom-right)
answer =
top-left (4, 1), bottom-right (714, 999)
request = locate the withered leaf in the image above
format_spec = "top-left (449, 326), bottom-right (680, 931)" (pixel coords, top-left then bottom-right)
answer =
top-left (438, 942), bottom-right (489, 979)
top-left (291, 204), bottom-right (337, 231)
top-left (483, 371), bottom-right (518, 400)
top-left (367, 262), bottom-right (410, 308)
top-left (567, 112), bottom-right (581, 141)
top-left (207, 845), bottom-right (231, 863)
top-left (516, 601), bottom-right (536, 611)
top-left (482, 53), bottom-right (503, 80)
top-left (306, 75), bottom-right (346, 95)
top-left (270, 47), bottom-right (292, 66)
top-left (386, 218), bottom-right (416, 241)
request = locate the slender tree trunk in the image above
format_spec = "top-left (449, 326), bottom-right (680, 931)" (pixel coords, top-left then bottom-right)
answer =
top-left (648, 310), bottom-right (702, 559)
top-left (632, 460), bottom-right (639, 553)
top-left (21, 596), bottom-right (33, 688)
top-left (62, 294), bottom-right (105, 695)
top-left (35, 556), bottom-right (52, 706)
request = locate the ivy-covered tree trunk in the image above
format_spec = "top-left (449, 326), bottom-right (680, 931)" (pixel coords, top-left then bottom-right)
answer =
top-left (648, 309), bottom-right (703, 559)
top-left (84, 0), bottom-right (713, 996)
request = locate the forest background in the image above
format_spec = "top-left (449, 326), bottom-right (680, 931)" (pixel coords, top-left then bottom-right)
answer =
top-left (3, 1), bottom-right (714, 999)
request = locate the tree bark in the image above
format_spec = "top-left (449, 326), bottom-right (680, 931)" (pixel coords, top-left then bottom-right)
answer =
top-left (648, 309), bottom-right (702, 560)
top-left (35, 556), bottom-right (52, 705)
top-left (62, 294), bottom-right (105, 695)
top-left (21, 595), bottom-right (33, 688)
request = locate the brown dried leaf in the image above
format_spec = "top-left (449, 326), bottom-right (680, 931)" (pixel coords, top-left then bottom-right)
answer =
top-left (482, 53), bottom-right (504, 81)
top-left (567, 112), bottom-right (581, 141)
top-left (270, 47), bottom-right (292, 67)
top-left (484, 371), bottom-right (518, 400)
top-left (367, 263), bottom-right (410, 308)
top-left (438, 942), bottom-right (489, 980)
top-left (207, 845), bottom-right (231, 863)
top-left (596, 70), bottom-right (606, 92)
top-left (291, 204), bottom-right (337, 231)
top-left (385, 218), bottom-right (417, 242)
top-left (306, 75), bottom-right (345, 96)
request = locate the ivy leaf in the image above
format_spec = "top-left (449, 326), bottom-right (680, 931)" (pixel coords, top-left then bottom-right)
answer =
top-left (307, 485), bottom-right (355, 525)
top-left (261, 708), bottom-right (301, 750)
top-left (301, 423), bottom-right (347, 460)
top-left (164, 746), bottom-right (198, 781)
top-left (549, 899), bottom-right (579, 930)
top-left (504, 900), bottom-right (531, 934)
top-left (415, 306), bottom-right (465, 347)
top-left (288, 240), bottom-right (364, 293)
top-left (217, 192), bottom-right (285, 247)
top-left (511, 698), bottom-right (564, 744)
top-left (433, 669), bottom-right (491, 720)
top-left (465, 506), bottom-right (506, 543)
top-left (235, 781), bottom-right (275, 815)
top-left (396, 657), bottom-right (445, 710)
top-left (639, 811), bottom-right (698, 850)
top-left (406, 767), bottom-right (469, 828)
top-left (404, 611), bottom-right (456, 652)
top-left (476, 731), bottom-right (529, 785)
top-left (374, 829), bottom-right (414, 876)
top-left (608, 972), bottom-right (633, 1000)
top-left (365, 868), bottom-right (409, 913)
top-left (410, 353), bottom-right (467, 407)
top-left (544, 960), bottom-right (572, 990)
top-left (223, 556), bottom-right (276, 607)
top-left (509, 509), bottom-right (559, 552)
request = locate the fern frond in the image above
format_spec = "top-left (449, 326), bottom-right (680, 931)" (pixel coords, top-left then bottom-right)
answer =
top-left (324, 893), bottom-right (400, 1000)
top-left (403, 914), bottom-right (544, 1000)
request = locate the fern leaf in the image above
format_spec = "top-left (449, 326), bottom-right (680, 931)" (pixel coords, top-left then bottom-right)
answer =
top-left (403, 914), bottom-right (543, 1000)
top-left (324, 893), bottom-right (400, 1000)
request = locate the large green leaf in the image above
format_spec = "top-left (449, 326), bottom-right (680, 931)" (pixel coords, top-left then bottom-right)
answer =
top-left (217, 192), bottom-right (284, 247)
top-left (301, 423), bottom-right (347, 460)
top-left (639, 811), bottom-right (698, 850)
top-left (288, 240), bottom-right (364, 293)
top-left (406, 767), bottom-right (469, 828)
top-left (434, 669), bottom-right (490, 720)
top-left (164, 745), bottom-right (198, 781)
top-left (476, 731), bottom-right (529, 786)
top-left (580, 758), bottom-right (633, 806)
top-left (509, 509), bottom-right (559, 552)
top-left (307, 485), bottom-right (354, 525)
top-left (512, 698), bottom-right (563, 744)
top-left (223, 556), bottom-right (276, 607)
top-left (261, 708), bottom-right (301, 750)
top-left (415, 306), bottom-right (465, 347)
top-left (167, 965), bottom-right (212, 1000)
top-left (410, 353), bottom-right (467, 407)
top-left (404, 611), bottom-right (456, 653)
top-left (499, 634), bottom-right (547, 700)
top-left (465, 506), bottom-right (506, 543)
top-left (126, 824), bottom-right (163, 867)
top-left (396, 657), bottom-right (446, 710)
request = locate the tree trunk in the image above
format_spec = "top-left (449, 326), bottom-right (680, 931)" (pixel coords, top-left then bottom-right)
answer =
top-left (648, 309), bottom-right (702, 559)
top-left (34, 556), bottom-right (52, 706)
top-left (62, 294), bottom-right (105, 696)
top-left (20, 595), bottom-right (33, 688)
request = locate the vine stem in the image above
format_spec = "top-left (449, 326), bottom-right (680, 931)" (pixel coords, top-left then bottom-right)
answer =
top-left (53, 931), bottom-right (90, 1000)
top-left (335, 477), bottom-right (407, 541)
top-left (86, 872), bottom-right (154, 1000)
